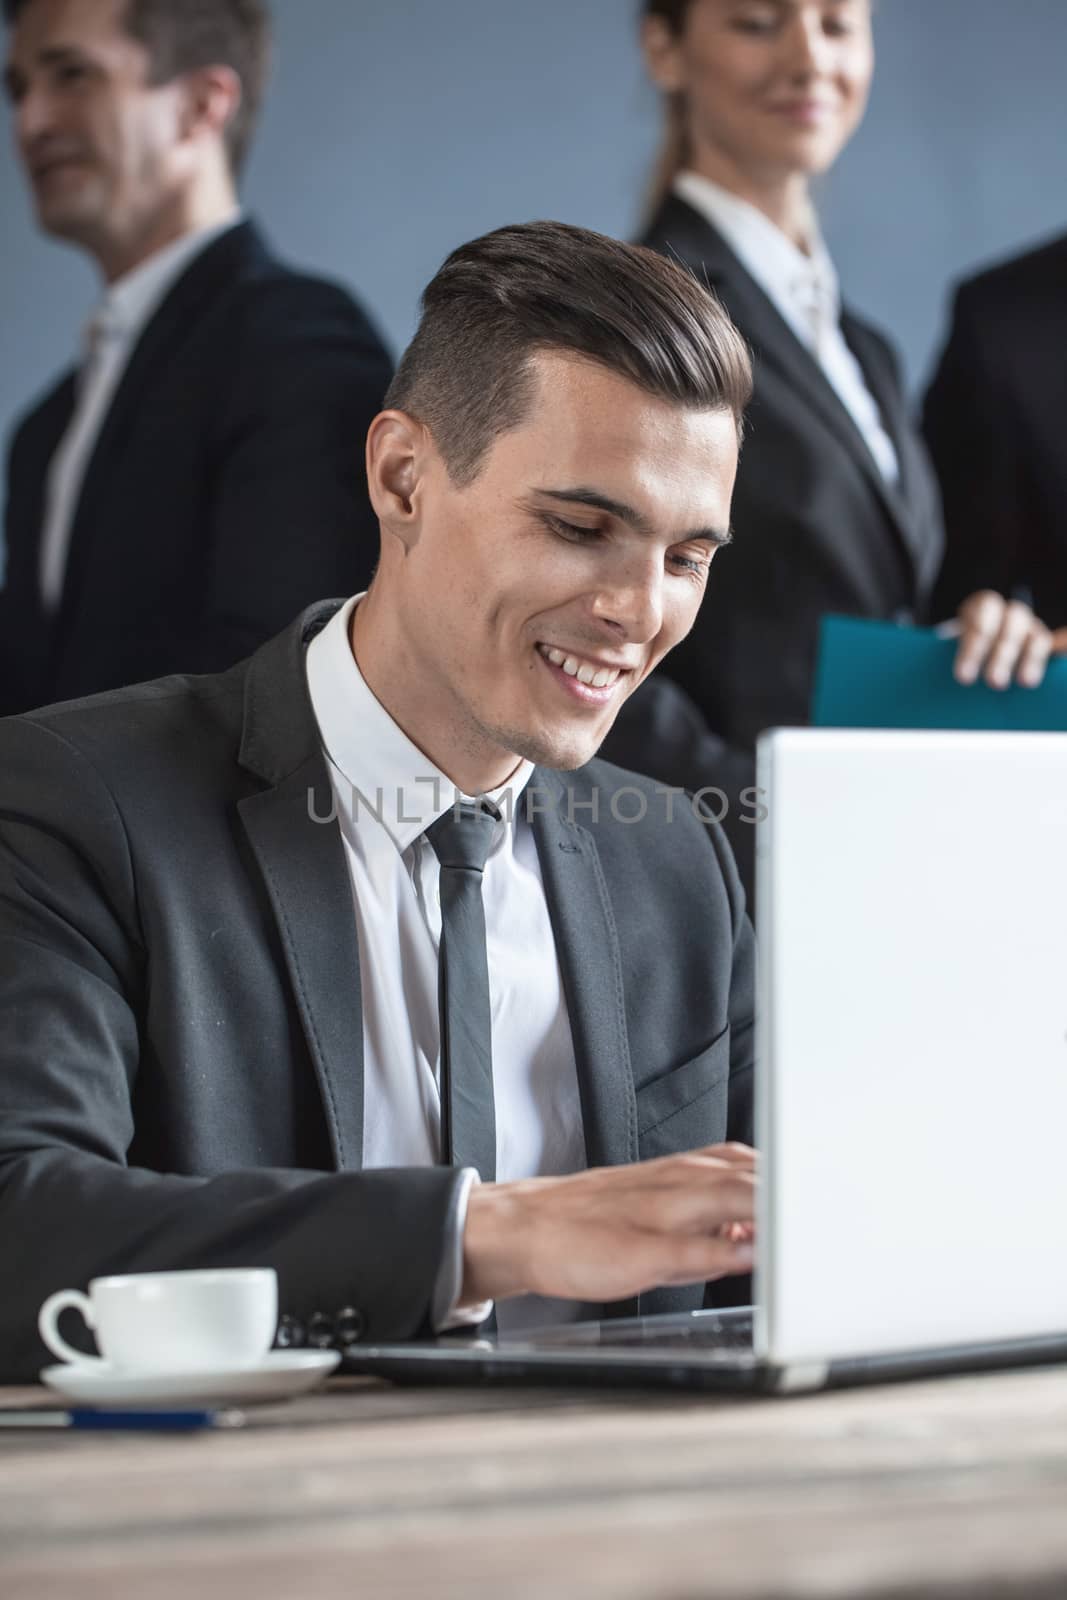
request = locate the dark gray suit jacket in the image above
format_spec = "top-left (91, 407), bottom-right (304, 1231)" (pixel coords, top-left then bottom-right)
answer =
top-left (0, 603), bottom-right (755, 1380)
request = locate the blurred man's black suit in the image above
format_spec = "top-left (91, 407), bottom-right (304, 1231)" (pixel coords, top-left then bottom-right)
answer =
top-left (0, 221), bottom-right (392, 715)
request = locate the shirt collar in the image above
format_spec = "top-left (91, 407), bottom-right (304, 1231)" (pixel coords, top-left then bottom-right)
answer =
top-left (92, 211), bottom-right (244, 347)
top-left (305, 596), bottom-right (535, 855)
top-left (672, 171), bottom-right (840, 331)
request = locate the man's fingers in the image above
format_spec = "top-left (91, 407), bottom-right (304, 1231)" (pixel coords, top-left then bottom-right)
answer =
top-left (654, 1231), bottom-right (755, 1287)
top-left (616, 1225), bottom-right (754, 1292)
top-left (694, 1141), bottom-right (757, 1167)
top-left (645, 1167), bottom-right (758, 1234)
top-left (718, 1219), bottom-right (755, 1244)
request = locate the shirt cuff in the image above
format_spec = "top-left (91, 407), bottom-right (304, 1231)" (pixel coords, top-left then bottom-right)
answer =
top-left (431, 1167), bottom-right (494, 1332)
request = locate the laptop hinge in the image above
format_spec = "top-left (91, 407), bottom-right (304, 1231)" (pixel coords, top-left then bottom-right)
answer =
top-left (768, 1362), bottom-right (831, 1394)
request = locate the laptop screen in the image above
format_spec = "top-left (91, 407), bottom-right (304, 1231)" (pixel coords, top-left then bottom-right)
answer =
top-left (755, 729), bottom-right (1067, 1366)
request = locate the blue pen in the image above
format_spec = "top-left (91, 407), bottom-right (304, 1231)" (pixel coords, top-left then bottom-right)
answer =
top-left (0, 1408), bottom-right (245, 1431)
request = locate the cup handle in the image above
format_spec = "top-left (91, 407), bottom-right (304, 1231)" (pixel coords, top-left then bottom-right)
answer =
top-left (38, 1289), bottom-right (103, 1366)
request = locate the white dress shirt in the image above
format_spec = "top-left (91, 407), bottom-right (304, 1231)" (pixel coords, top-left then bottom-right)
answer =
top-left (305, 596), bottom-right (587, 1329)
top-left (673, 171), bottom-right (900, 485)
top-left (38, 213), bottom-right (242, 612)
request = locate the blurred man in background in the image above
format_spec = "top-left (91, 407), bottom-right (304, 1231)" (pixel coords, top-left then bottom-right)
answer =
top-left (0, 0), bottom-right (391, 716)
top-left (924, 231), bottom-right (1067, 636)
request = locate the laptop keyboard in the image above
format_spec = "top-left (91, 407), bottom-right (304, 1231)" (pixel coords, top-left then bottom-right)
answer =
top-left (499, 1308), bottom-right (755, 1358)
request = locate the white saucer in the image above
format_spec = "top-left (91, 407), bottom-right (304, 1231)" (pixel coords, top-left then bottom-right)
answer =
top-left (41, 1349), bottom-right (340, 1407)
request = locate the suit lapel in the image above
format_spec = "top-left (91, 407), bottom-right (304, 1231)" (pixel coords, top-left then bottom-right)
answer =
top-left (236, 605), bottom-right (365, 1171)
top-left (644, 196), bottom-right (924, 581)
top-left (531, 771), bottom-right (638, 1171)
top-left (58, 222), bottom-right (271, 626)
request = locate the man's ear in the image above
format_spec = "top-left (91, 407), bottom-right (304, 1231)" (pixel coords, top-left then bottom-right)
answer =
top-left (179, 64), bottom-right (242, 151)
top-left (366, 409), bottom-right (433, 554)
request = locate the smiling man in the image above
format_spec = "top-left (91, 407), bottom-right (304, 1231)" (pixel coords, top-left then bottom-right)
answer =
top-left (0, 221), bottom-right (758, 1379)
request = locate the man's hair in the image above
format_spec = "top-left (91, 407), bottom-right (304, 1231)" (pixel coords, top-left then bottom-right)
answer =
top-left (386, 220), bottom-right (752, 487)
top-left (3, 0), bottom-right (272, 177)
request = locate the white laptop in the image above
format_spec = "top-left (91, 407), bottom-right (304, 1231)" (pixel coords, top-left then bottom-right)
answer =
top-left (344, 731), bottom-right (1067, 1393)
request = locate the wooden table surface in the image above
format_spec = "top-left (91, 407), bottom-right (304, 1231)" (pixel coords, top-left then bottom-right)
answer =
top-left (2, 1366), bottom-right (1067, 1599)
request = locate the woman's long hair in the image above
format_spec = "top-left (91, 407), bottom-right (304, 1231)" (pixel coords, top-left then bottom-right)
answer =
top-left (642, 0), bottom-right (697, 222)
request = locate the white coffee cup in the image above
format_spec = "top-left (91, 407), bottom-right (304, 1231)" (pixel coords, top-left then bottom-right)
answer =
top-left (38, 1268), bottom-right (278, 1373)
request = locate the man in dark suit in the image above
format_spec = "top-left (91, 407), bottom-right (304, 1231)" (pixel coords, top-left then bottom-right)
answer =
top-left (0, 0), bottom-right (391, 716)
top-left (0, 221), bottom-right (759, 1380)
top-left (924, 232), bottom-right (1067, 631)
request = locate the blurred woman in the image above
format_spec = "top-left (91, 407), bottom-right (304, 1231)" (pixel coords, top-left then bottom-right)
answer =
top-left (602, 0), bottom-right (1052, 893)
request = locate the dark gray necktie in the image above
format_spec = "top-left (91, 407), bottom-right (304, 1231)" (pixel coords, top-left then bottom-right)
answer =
top-left (425, 801), bottom-right (499, 1181)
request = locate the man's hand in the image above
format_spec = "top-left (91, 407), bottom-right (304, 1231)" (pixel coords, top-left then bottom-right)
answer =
top-left (460, 1144), bottom-right (756, 1308)
top-left (1052, 629), bottom-right (1067, 657)
top-left (953, 591), bottom-right (1053, 689)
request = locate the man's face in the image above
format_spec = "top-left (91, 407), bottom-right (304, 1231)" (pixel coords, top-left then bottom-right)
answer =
top-left (383, 351), bottom-right (739, 786)
top-left (4, 0), bottom-right (188, 255)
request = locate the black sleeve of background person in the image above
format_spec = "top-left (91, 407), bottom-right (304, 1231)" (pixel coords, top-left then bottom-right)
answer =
top-left (599, 673), bottom-right (759, 906)
top-left (164, 276), bottom-right (393, 675)
top-left (923, 282), bottom-right (1026, 616)
top-left (0, 714), bottom-right (458, 1383)
top-left (701, 807), bottom-right (756, 1313)
top-left (0, 410), bottom-right (51, 719)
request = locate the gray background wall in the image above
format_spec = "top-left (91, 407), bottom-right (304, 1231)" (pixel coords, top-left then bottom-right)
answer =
top-left (2, 0), bottom-right (1065, 451)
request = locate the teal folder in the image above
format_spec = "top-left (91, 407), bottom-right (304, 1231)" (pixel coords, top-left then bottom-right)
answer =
top-left (811, 615), bottom-right (1067, 731)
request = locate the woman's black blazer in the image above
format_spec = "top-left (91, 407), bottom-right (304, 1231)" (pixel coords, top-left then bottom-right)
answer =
top-left (601, 195), bottom-right (946, 889)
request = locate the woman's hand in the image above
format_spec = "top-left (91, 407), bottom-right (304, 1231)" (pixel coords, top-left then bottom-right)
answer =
top-left (952, 591), bottom-right (1053, 689)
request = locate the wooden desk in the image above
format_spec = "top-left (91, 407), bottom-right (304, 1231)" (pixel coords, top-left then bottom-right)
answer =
top-left (2, 1367), bottom-right (1067, 1598)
